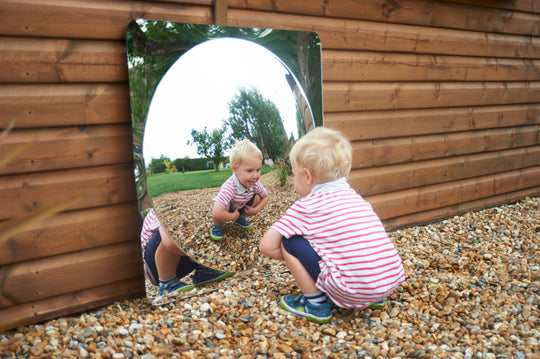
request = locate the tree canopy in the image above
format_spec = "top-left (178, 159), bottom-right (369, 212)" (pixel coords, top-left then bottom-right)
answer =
top-left (226, 87), bottom-right (288, 161)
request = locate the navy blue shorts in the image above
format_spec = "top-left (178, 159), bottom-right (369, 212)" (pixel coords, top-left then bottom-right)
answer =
top-left (282, 235), bottom-right (322, 281)
top-left (143, 230), bottom-right (197, 283)
top-left (228, 195), bottom-right (255, 214)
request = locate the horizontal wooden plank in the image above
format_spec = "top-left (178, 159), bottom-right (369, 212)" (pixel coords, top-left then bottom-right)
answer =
top-left (0, 125), bottom-right (133, 175)
top-left (443, 0), bottom-right (539, 13)
top-left (0, 164), bottom-right (136, 220)
top-left (351, 146), bottom-right (540, 196)
top-left (1, 242), bottom-right (143, 305)
top-left (0, 0), bottom-right (212, 40)
top-left (383, 186), bottom-right (540, 231)
top-left (0, 84), bottom-right (130, 130)
top-left (0, 203), bottom-right (140, 265)
top-left (325, 104), bottom-right (540, 141)
top-left (0, 37), bottom-right (127, 83)
top-left (0, 277), bottom-right (145, 330)
top-left (228, 0), bottom-right (540, 36)
top-left (368, 166), bottom-right (540, 219)
top-left (353, 125), bottom-right (540, 168)
top-left (229, 9), bottom-right (540, 59)
top-left (323, 51), bottom-right (540, 82)
top-left (323, 81), bottom-right (540, 112)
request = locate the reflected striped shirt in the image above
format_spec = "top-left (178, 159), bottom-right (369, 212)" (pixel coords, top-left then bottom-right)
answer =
top-left (213, 173), bottom-right (268, 211)
top-left (140, 208), bottom-right (160, 257)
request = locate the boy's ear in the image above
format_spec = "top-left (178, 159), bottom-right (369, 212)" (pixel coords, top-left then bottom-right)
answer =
top-left (303, 168), bottom-right (315, 185)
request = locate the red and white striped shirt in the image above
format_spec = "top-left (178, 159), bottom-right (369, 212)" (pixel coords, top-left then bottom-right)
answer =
top-left (272, 178), bottom-right (406, 309)
top-left (140, 208), bottom-right (160, 257)
top-left (213, 173), bottom-right (268, 211)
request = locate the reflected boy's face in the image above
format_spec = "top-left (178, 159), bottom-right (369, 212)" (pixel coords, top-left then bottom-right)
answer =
top-left (232, 155), bottom-right (262, 188)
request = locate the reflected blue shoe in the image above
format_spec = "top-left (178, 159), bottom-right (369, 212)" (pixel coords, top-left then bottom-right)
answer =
top-left (279, 294), bottom-right (332, 324)
top-left (210, 224), bottom-right (223, 241)
top-left (158, 278), bottom-right (194, 296)
top-left (192, 266), bottom-right (234, 287)
top-left (369, 299), bottom-right (386, 310)
top-left (234, 215), bottom-right (252, 229)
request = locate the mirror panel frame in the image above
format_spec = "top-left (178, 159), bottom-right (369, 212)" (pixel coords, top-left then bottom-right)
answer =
top-left (126, 19), bottom-right (323, 278)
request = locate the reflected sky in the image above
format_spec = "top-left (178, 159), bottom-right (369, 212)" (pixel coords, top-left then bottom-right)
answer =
top-left (143, 38), bottom-right (299, 164)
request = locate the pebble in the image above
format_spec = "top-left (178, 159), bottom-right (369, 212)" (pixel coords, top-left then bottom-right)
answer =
top-left (0, 178), bottom-right (538, 358)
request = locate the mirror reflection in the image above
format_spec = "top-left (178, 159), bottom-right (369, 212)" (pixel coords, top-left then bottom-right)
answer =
top-left (127, 20), bottom-right (322, 300)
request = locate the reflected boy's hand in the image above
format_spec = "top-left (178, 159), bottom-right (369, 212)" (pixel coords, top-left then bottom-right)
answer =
top-left (243, 205), bottom-right (258, 216)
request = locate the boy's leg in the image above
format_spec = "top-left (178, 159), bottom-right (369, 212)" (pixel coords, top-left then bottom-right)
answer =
top-left (155, 226), bottom-right (183, 279)
top-left (279, 235), bottom-right (332, 323)
top-left (259, 228), bottom-right (285, 260)
top-left (281, 236), bottom-right (321, 294)
top-left (234, 197), bottom-right (254, 229)
top-left (154, 227), bottom-right (194, 295)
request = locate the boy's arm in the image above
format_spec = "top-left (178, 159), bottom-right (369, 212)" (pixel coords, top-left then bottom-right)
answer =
top-left (259, 227), bottom-right (284, 260)
top-left (212, 202), bottom-right (240, 223)
top-left (244, 194), bottom-right (269, 216)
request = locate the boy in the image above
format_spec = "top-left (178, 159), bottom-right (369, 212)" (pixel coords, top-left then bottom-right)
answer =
top-left (210, 139), bottom-right (269, 240)
top-left (259, 127), bottom-right (405, 323)
top-left (141, 208), bottom-right (233, 296)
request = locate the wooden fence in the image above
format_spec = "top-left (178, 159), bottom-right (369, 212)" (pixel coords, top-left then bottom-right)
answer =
top-left (0, 0), bottom-right (539, 329)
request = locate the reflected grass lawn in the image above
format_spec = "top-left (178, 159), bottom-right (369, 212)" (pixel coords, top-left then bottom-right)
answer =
top-left (147, 166), bottom-right (273, 197)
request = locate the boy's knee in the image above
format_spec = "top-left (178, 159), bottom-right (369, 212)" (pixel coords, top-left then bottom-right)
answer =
top-left (160, 234), bottom-right (185, 255)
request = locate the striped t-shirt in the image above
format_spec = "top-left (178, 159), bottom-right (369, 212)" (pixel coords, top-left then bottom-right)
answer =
top-left (271, 177), bottom-right (406, 309)
top-left (140, 208), bottom-right (160, 257)
top-left (213, 173), bottom-right (268, 211)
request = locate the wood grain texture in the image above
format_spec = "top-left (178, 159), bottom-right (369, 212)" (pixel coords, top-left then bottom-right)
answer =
top-left (0, 204), bottom-right (140, 265)
top-left (0, 37), bottom-right (127, 83)
top-left (324, 104), bottom-right (540, 141)
top-left (0, 125), bottom-right (133, 175)
top-left (368, 166), bottom-right (540, 219)
top-left (352, 125), bottom-right (540, 168)
top-left (228, 0), bottom-right (540, 35)
top-left (322, 51), bottom-right (540, 82)
top-left (351, 146), bottom-right (540, 196)
top-left (323, 82), bottom-right (540, 112)
top-left (0, 0), bottom-right (539, 331)
top-left (0, 164), bottom-right (136, 220)
top-left (0, 84), bottom-right (131, 129)
top-left (228, 9), bottom-right (540, 58)
top-left (1, 242), bottom-right (142, 305)
top-left (0, 277), bottom-right (145, 329)
top-left (0, 0), bottom-right (213, 40)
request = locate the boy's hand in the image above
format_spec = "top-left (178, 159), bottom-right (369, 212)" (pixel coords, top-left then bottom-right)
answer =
top-left (243, 205), bottom-right (258, 216)
top-left (231, 209), bottom-right (241, 220)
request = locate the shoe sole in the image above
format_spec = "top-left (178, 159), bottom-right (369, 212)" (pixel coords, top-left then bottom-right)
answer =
top-left (194, 271), bottom-right (234, 287)
top-left (234, 222), bottom-right (252, 230)
top-left (369, 300), bottom-right (386, 310)
top-left (210, 234), bottom-right (223, 241)
top-left (279, 297), bottom-right (332, 324)
top-left (160, 284), bottom-right (195, 297)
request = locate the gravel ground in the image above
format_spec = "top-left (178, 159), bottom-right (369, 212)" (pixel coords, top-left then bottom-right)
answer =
top-left (1, 172), bottom-right (538, 359)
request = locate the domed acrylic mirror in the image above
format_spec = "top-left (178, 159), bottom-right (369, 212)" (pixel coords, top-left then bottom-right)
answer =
top-left (126, 20), bottom-right (322, 300)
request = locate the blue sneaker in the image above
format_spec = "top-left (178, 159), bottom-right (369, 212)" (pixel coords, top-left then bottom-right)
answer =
top-left (369, 299), bottom-right (385, 310)
top-left (210, 224), bottom-right (223, 240)
top-left (158, 278), bottom-right (194, 296)
top-left (279, 294), bottom-right (332, 324)
top-left (234, 215), bottom-right (252, 229)
top-left (192, 266), bottom-right (234, 287)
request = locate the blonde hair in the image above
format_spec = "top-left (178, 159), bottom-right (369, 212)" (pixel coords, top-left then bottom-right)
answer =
top-left (229, 139), bottom-right (263, 167)
top-left (289, 127), bottom-right (352, 183)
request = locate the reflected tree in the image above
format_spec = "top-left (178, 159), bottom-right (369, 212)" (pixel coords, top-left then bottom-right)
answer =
top-left (127, 20), bottom-right (322, 141)
top-left (226, 87), bottom-right (287, 161)
top-left (189, 126), bottom-right (231, 171)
